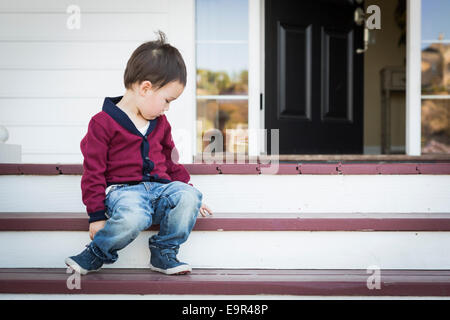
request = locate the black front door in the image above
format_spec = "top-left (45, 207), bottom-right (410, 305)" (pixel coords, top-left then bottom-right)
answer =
top-left (265, 0), bottom-right (364, 154)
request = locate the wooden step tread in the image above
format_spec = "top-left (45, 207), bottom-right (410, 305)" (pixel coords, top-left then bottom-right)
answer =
top-left (1, 162), bottom-right (450, 175)
top-left (1, 212), bottom-right (450, 231)
top-left (1, 268), bottom-right (449, 296)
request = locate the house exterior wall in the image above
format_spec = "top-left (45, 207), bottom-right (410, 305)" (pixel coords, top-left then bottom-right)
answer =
top-left (0, 0), bottom-right (195, 163)
top-left (0, 0), bottom-right (429, 161)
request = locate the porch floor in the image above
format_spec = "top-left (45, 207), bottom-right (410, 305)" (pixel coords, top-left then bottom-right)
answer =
top-left (1, 268), bottom-right (450, 296)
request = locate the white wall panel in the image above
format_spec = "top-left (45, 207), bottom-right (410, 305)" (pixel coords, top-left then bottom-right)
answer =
top-left (5, 126), bottom-right (87, 155)
top-left (21, 153), bottom-right (83, 163)
top-left (0, 98), bottom-right (102, 126)
top-left (0, 13), bottom-right (168, 41)
top-left (0, 42), bottom-right (137, 69)
top-left (0, 70), bottom-right (123, 97)
top-left (0, 0), bottom-right (167, 12)
top-left (0, 0), bottom-right (195, 163)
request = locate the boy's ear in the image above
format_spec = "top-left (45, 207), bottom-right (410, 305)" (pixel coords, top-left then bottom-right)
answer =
top-left (139, 80), bottom-right (153, 95)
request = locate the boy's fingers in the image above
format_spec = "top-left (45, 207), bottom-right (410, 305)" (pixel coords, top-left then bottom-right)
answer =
top-left (201, 204), bottom-right (211, 211)
top-left (199, 207), bottom-right (212, 217)
top-left (199, 207), bottom-right (210, 217)
top-left (204, 205), bottom-right (213, 215)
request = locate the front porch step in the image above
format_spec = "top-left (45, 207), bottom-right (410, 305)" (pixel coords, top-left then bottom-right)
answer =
top-left (1, 212), bottom-right (450, 231)
top-left (1, 268), bottom-right (449, 296)
top-left (1, 213), bottom-right (450, 269)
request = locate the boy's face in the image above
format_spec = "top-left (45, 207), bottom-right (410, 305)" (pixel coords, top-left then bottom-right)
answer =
top-left (138, 80), bottom-right (184, 120)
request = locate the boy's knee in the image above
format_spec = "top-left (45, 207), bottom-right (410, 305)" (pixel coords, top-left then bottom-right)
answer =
top-left (169, 189), bottom-right (202, 210)
top-left (186, 183), bottom-right (203, 202)
top-left (112, 206), bottom-right (150, 232)
top-left (189, 187), bottom-right (203, 203)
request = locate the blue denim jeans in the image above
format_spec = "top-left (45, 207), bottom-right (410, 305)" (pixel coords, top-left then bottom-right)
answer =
top-left (88, 181), bottom-right (203, 264)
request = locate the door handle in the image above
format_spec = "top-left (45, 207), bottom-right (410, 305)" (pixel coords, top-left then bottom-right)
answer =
top-left (354, 7), bottom-right (369, 54)
top-left (356, 27), bottom-right (369, 54)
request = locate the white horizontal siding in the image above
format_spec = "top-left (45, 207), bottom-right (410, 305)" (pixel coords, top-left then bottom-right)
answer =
top-left (0, 0), bottom-right (196, 163)
top-left (0, 0), bottom-right (167, 13)
top-left (0, 13), bottom-right (168, 41)
top-left (21, 153), bottom-right (83, 163)
top-left (0, 42), bottom-right (137, 69)
top-left (6, 126), bottom-right (86, 155)
top-left (0, 70), bottom-right (123, 97)
top-left (0, 98), bottom-right (101, 126)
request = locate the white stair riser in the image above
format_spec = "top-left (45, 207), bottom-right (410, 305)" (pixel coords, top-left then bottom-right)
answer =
top-left (1, 231), bottom-right (450, 269)
top-left (1, 175), bottom-right (450, 213)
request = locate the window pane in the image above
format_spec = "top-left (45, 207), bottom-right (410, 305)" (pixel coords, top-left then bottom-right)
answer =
top-left (421, 0), bottom-right (450, 95)
top-left (195, 0), bottom-right (249, 158)
top-left (197, 43), bottom-right (248, 95)
top-left (421, 99), bottom-right (450, 154)
top-left (422, 0), bottom-right (450, 41)
top-left (422, 45), bottom-right (450, 95)
top-left (197, 99), bottom-right (248, 154)
top-left (196, 0), bottom-right (248, 42)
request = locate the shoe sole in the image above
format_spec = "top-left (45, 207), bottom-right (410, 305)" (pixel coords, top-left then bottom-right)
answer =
top-left (65, 257), bottom-right (101, 275)
top-left (149, 263), bottom-right (192, 275)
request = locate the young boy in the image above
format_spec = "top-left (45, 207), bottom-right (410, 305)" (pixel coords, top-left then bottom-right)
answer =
top-left (65, 31), bottom-right (212, 276)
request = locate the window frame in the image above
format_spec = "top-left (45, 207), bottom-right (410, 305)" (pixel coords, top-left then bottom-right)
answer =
top-left (194, 0), bottom-right (263, 158)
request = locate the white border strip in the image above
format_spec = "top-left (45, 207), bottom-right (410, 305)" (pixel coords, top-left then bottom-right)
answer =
top-left (406, 0), bottom-right (422, 156)
top-left (248, 0), bottom-right (262, 157)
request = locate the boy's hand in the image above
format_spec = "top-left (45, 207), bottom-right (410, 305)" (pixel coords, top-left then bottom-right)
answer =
top-left (199, 203), bottom-right (213, 217)
top-left (89, 220), bottom-right (106, 240)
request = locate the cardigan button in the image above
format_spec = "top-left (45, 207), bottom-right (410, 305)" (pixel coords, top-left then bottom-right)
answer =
top-left (145, 157), bottom-right (150, 161)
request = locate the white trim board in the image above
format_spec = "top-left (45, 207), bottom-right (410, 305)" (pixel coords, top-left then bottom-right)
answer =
top-left (248, 0), bottom-right (262, 156)
top-left (406, 0), bottom-right (422, 156)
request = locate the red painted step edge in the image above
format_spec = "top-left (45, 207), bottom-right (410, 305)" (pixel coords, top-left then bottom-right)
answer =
top-left (1, 268), bottom-right (449, 296)
top-left (1, 163), bottom-right (450, 175)
top-left (1, 213), bottom-right (450, 231)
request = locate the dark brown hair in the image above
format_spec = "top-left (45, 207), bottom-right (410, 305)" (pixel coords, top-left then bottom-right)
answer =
top-left (123, 30), bottom-right (187, 90)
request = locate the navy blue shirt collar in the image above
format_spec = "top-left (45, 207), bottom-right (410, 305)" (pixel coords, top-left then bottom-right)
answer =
top-left (102, 96), bottom-right (158, 137)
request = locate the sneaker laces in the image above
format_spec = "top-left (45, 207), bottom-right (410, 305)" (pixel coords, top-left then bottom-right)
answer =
top-left (84, 244), bottom-right (103, 264)
top-left (160, 248), bottom-right (180, 263)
